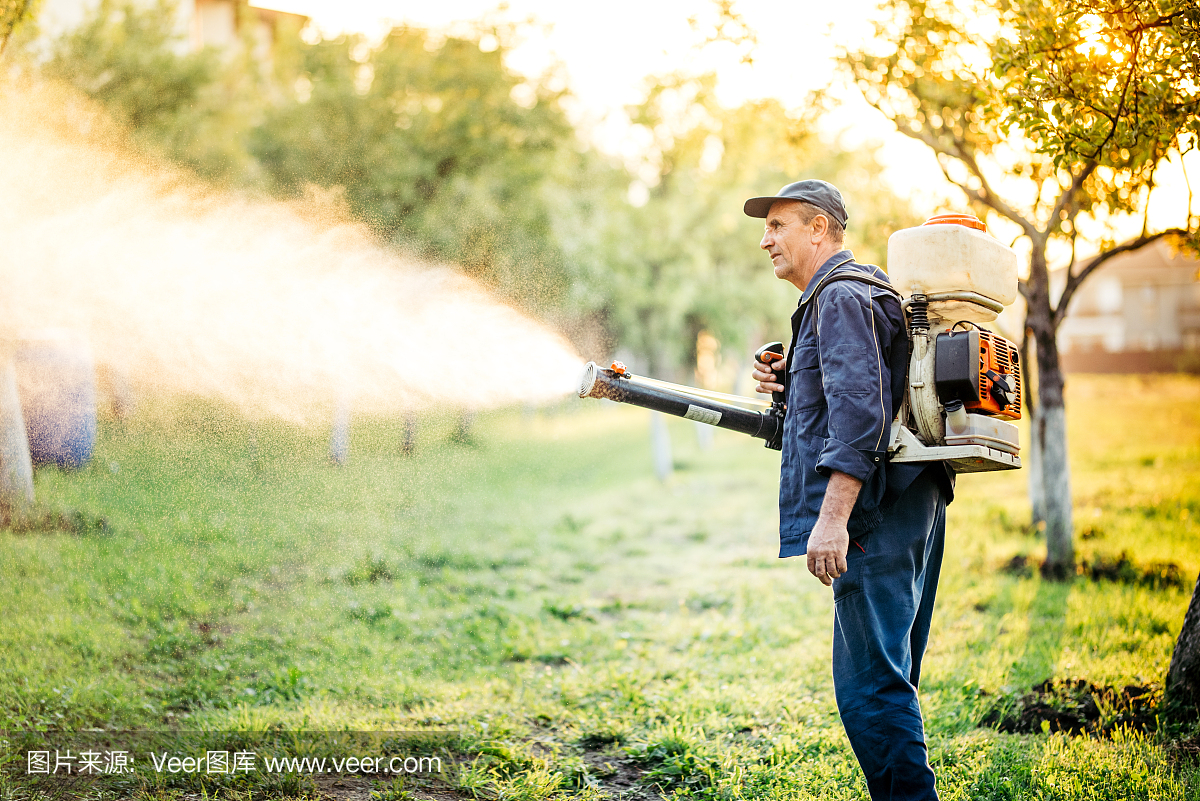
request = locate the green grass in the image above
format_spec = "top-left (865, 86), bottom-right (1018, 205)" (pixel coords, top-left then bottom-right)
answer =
top-left (1, 375), bottom-right (1199, 799)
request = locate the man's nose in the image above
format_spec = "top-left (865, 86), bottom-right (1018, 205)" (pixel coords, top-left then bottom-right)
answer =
top-left (760, 230), bottom-right (771, 250)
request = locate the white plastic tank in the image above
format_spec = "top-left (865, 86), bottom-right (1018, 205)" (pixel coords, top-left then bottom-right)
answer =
top-left (886, 214), bottom-right (1019, 324)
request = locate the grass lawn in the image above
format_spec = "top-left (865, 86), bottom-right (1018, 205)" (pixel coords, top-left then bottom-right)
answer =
top-left (1, 374), bottom-right (1199, 800)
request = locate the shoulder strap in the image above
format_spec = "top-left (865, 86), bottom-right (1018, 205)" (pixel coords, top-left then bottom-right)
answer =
top-left (802, 267), bottom-right (902, 305)
top-left (807, 265), bottom-right (913, 445)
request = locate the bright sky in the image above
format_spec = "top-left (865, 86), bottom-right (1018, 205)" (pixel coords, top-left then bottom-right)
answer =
top-left (266, 1), bottom-right (883, 129)
top-left (261, 0), bottom-right (1197, 260)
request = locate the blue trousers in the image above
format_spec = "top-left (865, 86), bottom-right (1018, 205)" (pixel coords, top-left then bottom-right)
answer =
top-left (830, 468), bottom-right (947, 801)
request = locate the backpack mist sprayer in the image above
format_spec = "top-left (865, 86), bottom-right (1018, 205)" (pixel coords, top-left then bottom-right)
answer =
top-left (578, 214), bottom-right (1024, 473)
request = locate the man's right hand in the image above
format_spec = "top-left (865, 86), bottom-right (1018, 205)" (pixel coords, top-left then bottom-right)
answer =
top-left (753, 356), bottom-right (786, 397)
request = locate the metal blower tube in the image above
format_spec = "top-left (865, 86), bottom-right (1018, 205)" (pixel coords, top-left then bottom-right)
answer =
top-left (578, 362), bottom-right (782, 444)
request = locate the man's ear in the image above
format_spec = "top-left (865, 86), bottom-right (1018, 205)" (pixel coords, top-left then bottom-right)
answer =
top-left (810, 213), bottom-right (829, 242)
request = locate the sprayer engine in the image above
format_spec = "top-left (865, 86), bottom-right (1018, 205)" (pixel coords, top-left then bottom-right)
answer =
top-left (887, 214), bottom-right (1023, 473)
top-left (934, 327), bottom-right (1021, 419)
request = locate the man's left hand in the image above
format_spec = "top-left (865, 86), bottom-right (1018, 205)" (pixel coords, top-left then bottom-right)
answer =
top-left (806, 517), bottom-right (849, 586)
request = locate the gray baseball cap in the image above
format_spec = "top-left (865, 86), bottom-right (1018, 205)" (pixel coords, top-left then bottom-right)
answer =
top-left (743, 179), bottom-right (848, 228)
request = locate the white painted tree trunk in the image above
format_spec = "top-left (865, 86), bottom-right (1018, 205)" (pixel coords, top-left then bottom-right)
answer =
top-left (1027, 252), bottom-right (1074, 577)
top-left (650, 411), bottom-right (673, 482)
top-left (694, 420), bottom-right (713, 451)
top-left (1026, 405), bottom-right (1046, 524)
top-left (1040, 402), bottom-right (1074, 575)
top-left (99, 363), bottom-right (135, 421)
top-left (329, 396), bottom-right (350, 466)
top-left (401, 412), bottom-right (417, 455)
top-left (453, 409), bottom-right (476, 443)
top-left (0, 359), bottom-right (34, 524)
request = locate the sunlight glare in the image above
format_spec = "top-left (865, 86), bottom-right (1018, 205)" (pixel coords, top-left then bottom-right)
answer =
top-left (1077, 13), bottom-right (1109, 57)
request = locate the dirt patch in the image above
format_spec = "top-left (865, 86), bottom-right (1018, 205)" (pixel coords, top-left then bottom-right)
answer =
top-left (309, 773), bottom-right (471, 801)
top-left (979, 678), bottom-right (1158, 736)
top-left (582, 749), bottom-right (658, 801)
top-left (1080, 552), bottom-right (1187, 589)
top-left (311, 774), bottom-right (377, 800)
top-left (8, 507), bottom-right (112, 536)
top-left (998, 553), bottom-right (1187, 588)
top-left (999, 554), bottom-right (1034, 578)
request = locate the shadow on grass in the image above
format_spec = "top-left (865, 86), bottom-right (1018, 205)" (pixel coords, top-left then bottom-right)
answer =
top-left (1011, 577), bottom-right (1071, 687)
top-left (954, 578), bottom-right (1073, 793)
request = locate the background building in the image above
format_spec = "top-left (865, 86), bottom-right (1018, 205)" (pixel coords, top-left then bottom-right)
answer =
top-left (37, 0), bottom-right (306, 60)
top-left (1057, 240), bottom-right (1200, 372)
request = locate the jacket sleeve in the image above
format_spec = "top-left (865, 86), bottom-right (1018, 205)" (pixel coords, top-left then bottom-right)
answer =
top-left (812, 283), bottom-right (896, 483)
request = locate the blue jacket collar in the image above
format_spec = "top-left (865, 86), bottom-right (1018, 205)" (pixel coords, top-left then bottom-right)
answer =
top-left (798, 249), bottom-right (856, 307)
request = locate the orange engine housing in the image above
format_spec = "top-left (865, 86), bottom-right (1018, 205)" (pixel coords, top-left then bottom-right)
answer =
top-left (934, 328), bottom-right (1022, 420)
top-left (970, 330), bottom-right (1022, 419)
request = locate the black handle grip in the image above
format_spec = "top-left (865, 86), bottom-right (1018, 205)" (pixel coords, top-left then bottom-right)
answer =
top-left (754, 341), bottom-right (786, 405)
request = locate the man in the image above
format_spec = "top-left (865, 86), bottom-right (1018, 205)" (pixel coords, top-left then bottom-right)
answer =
top-left (747, 180), bottom-right (953, 800)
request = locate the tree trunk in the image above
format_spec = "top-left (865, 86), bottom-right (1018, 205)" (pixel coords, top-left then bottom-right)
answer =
top-left (1027, 409), bottom-right (1046, 524)
top-left (1038, 398), bottom-right (1073, 577)
top-left (1021, 331), bottom-right (1046, 524)
top-left (401, 413), bottom-right (418, 456)
top-left (1025, 246), bottom-right (1074, 578)
top-left (329, 397), bottom-right (350, 466)
top-left (452, 409), bottom-right (476, 444)
top-left (650, 411), bottom-right (673, 482)
top-left (1168, 571), bottom-right (1200, 713)
top-left (0, 359), bottom-right (34, 526)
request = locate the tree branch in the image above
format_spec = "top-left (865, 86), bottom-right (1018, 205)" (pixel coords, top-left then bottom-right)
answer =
top-left (1127, 9), bottom-right (1189, 34)
top-left (1184, 139), bottom-right (1198, 229)
top-left (0, 0), bottom-right (34, 56)
top-left (1084, 28), bottom-right (1142, 162)
top-left (1048, 162), bottom-right (1097, 227)
top-left (891, 118), bottom-right (1040, 238)
top-left (1053, 228), bottom-right (1190, 328)
top-left (953, 141), bottom-right (1043, 239)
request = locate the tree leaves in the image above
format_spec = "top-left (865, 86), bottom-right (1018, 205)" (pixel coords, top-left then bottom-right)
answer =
top-left (0, 0), bottom-right (37, 55)
top-left (840, 0), bottom-right (1200, 261)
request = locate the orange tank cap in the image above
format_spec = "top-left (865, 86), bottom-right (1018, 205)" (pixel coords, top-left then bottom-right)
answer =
top-left (923, 213), bottom-right (987, 232)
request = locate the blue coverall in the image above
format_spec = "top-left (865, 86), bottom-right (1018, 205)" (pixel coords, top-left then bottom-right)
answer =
top-left (780, 250), bottom-right (954, 801)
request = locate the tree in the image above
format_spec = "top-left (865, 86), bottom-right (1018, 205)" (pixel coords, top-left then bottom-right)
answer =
top-left (0, 0), bottom-right (36, 56)
top-left (42, 0), bottom-right (268, 182)
top-left (249, 26), bottom-right (586, 316)
top-left (582, 71), bottom-right (922, 379)
top-left (842, 0), bottom-right (1200, 577)
top-left (37, 4), bottom-right (601, 319)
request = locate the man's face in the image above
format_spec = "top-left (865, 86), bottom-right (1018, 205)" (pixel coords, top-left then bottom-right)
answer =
top-left (759, 200), bottom-right (818, 288)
